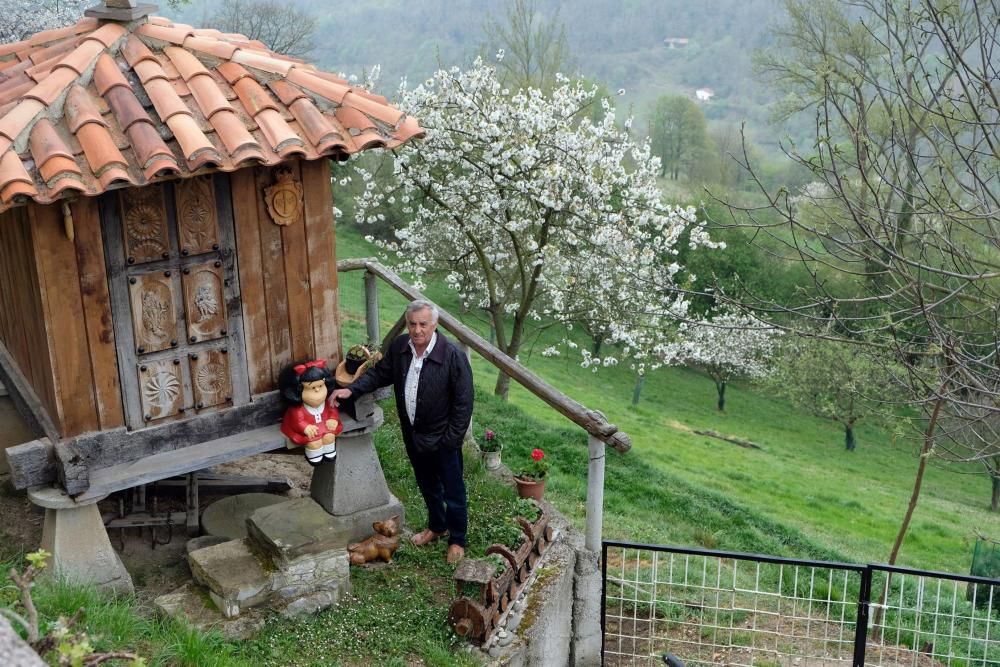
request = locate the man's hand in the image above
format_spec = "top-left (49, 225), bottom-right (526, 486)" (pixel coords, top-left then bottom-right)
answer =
top-left (330, 388), bottom-right (352, 406)
top-left (304, 424), bottom-right (319, 439)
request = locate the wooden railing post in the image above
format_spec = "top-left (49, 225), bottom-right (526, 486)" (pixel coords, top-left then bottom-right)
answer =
top-left (586, 433), bottom-right (606, 552)
top-left (364, 269), bottom-right (379, 345)
top-left (457, 340), bottom-right (474, 443)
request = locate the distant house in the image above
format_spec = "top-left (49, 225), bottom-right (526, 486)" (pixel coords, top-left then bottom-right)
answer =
top-left (664, 37), bottom-right (690, 49)
top-left (695, 88), bottom-right (715, 102)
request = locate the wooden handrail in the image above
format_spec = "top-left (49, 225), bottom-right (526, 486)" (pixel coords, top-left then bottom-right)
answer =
top-left (337, 258), bottom-right (631, 453)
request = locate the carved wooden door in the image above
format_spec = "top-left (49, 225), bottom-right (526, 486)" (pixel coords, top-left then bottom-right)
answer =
top-left (101, 175), bottom-right (250, 430)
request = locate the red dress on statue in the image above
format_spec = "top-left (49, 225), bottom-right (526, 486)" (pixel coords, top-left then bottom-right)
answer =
top-left (281, 402), bottom-right (343, 446)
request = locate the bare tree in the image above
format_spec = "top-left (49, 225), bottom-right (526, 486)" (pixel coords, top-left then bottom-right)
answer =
top-left (714, 0), bottom-right (1000, 566)
top-left (484, 0), bottom-right (573, 90)
top-left (210, 0), bottom-right (316, 58)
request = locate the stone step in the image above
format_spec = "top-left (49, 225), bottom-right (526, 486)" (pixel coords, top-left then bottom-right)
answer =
top-left (187, 538), bottom-right (272, 618)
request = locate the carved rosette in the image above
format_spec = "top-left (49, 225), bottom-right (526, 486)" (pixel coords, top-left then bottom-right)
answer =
top-left (264, 167), bottom-right (303, 226)
top-left (175, 176), bottom-right (219, 255)
top-left (120, 186), bottom-right (169, 263)
top-left (189, 349), bottom-right (231, 410)
top-left (138, 360), bottom-right (184, 421)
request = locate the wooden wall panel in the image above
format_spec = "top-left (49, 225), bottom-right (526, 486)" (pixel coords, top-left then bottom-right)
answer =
top-left (301, 159), bottom-right (342, 366)
top-left (71, 197), bottom-right (124, 430)
top-left (0, 207), bottom-right (57, 424)
top-left (280, 161), bottom-right (315, 363)
top-left (231, 169), bottom-right (272, 393)
top-left (255, 167), bottom-right (293, 384)
top-left (29, 203), bottom-right (99, 437)
top-left (228, 159), bottom-right (343, 394)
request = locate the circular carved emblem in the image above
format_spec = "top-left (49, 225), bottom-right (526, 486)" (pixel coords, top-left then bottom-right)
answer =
top-left (264, 168), bottom-right (304, 226)
top-left (143, 369), bottom-right (180, 408)
top-left (196, 363), bottom-right (227, 396)
top-left (125, 203), bottom-right (167, 255)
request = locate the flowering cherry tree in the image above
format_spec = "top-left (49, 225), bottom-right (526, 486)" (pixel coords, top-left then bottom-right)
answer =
top-left (355, 59), bottom-right (718, 397)
top-left (658, 309), bottom-right (780, 412)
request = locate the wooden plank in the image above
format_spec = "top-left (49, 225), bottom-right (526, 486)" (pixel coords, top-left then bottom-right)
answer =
top-left (78, 390), bottom-right (286, 469)
top-left (301, 158), bottom-right (342, 365)
top-left (255, 167), bottom-right (292, 380)
top-left (100, 191), bottom-right (145, 430)
top-left (338, 259), bottom-right (633, 452)
top-left (280, 160), bottom-right (315, 363)
top-left (29, 203), bottom-right (99, 437)
top-left (4, 437), bottom-right (54, 490)
top-left (77, 424), bottom-right (286, 501)
top-left (213, 173), bottom-right (251, 406)
top-left (71, 197), bottom-right (124, 430)
top-left (1, 208), bottom-right (56, 419)
top-left (230, 168), bottom-right (272, 393)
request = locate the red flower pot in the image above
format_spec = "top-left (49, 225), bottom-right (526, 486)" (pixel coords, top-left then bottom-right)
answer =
top-left (514, 476), bottom-right (545, 501)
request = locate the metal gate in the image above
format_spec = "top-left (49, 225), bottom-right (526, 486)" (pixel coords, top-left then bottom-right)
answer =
top-left (602, 541), bottom-right (1000, 666)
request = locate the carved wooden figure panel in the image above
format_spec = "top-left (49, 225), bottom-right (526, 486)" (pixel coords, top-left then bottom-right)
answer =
top-left (189, 348), bottom-right (231, 411)
top-left (138, 359), bottom-right (184, 422)
top-left (182, 262), bottom-right (227, 343)
top-left (175, 176), bottom-right (219, 256)
top-left (128, 271), bottom-right (179, 354)
top-left (120, 185), bottom-right (170, 264)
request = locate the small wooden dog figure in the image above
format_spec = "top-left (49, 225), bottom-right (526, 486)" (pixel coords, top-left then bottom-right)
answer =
top-left (348, 515), bottom-right (401, 565)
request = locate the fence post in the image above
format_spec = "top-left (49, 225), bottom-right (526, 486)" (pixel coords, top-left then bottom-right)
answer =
top-left (457, 340), bottom-right (474, 443)
top-left (585, 433), bottom-right (606, 552)
top-left (364, 269), bottom-right (379, 345)
top-left (853, 566), bottom-right (872, 667)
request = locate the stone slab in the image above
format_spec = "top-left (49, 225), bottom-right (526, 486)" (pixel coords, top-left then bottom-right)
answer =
top-left (28, 484), bottom-right (105, 509)
top-left (187, 539), bottom-right (271, 615)
top-left (0, 616), bottom-right (44, 666)
top-left (201, 492), bottom-right (286, 540)
top-left (247, 497), bottom-right (354, 566)
top-left (154, 582), bottom-right (266, 639)
top-left (186, 535), bottom-right (230, 555)
top-left (310, 430), bottom-right (392, 516)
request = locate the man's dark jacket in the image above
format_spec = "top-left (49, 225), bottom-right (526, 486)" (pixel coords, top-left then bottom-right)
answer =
top-left (347, 333), bottom-right (473, 453)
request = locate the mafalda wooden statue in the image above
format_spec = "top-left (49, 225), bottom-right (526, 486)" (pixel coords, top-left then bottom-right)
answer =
top-left (278, 359), bottom-right (342, 466)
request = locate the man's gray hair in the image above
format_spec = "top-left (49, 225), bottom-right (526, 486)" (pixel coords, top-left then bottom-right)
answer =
top-left (406, 299), bottom-right (439, 323)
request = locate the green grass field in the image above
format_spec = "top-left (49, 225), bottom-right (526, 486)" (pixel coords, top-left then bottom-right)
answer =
top-left (336, 224), bottom-right (997, 574)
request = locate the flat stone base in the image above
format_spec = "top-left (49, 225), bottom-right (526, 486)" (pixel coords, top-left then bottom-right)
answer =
top-left (154, 582), bottom-right (266, 639)
top-left (30, 486), bottom-right (133, 594)
top-left (200, 492), bottom-right (286, 540)
top-left (188, 539), bottom-right (271, 618)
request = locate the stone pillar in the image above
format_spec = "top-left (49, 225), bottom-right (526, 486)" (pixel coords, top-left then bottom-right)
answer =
top-left (28, 486), bottom-right (133, 594)
top-left (571, 548), bottom-right (603, 666)
top-left (310, 407), bottom-right (404, 543)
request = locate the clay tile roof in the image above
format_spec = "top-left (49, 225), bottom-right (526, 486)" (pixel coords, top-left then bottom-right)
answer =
top-left (0, 15), bottom-right (423, 213)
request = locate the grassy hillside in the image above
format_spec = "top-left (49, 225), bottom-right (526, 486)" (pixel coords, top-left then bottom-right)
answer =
top-left (336, 225), bottom-right (998, 574)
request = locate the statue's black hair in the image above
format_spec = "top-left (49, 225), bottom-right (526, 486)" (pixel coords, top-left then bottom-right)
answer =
top-left (278, 360), bottom-right (336, 406)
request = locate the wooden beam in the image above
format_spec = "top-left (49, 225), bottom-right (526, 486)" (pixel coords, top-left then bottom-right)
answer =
top-left (4, 438), bottom-right (54, 489)
top-left (55, 439), bottom-right (89, 496)
top-left (337, 259), bottom-right (631, 452)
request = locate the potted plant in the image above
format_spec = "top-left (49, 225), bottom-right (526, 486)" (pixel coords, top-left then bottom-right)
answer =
top-left (513, 448), bottom-right (548, 500)
top-left (478, 429), bottom-right (503, 470)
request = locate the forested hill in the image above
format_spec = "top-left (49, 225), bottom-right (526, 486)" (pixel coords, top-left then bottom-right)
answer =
top-left (176, 0), bottom-right (795, 149)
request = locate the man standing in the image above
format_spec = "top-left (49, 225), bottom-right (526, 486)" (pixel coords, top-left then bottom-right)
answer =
top-left (332, 300), bottom-right (473, 564)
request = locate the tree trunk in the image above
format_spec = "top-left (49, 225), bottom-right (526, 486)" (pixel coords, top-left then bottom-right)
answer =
top-left (715, 380), bottom-right (726, 412)
top-left (845, 423), bottom-right (856, 451)
top-left (872, 389), bottom-right (947, 636)
top-left (991, 477), bottom-right (999, 513)
top-left (592, 333), bottom-right (603, 357)
top-left (632, 374), bottom-right (645, 407)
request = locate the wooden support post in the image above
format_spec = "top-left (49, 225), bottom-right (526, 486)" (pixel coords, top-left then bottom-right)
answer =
top-left (364, 270), bottom-right (379, 345)
top-left (456, 340), bottom-right (474, 443)
top-left (186, 472), bottom-right (199, 537)
top-left (585, 433), bottom-right (605, 552)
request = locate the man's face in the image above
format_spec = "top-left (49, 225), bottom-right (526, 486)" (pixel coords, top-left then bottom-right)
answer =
top-left (406, 307), bottom-right (438, 348)
top-left (301, 379), bottom-right (328, 408)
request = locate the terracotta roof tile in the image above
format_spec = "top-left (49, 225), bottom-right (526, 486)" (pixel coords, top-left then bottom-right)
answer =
top-left (232, 77), bottom-right (278, 116)
top-left (163, 45), bottom-right (209, 81)
top-left (121, 35), bottom-right (157, 68)
top-left (184, 36), bottom-right (238, 61)
top-left (0, 15), bottom-right (421, 212)
top-left (93, 54), bottom-right (129, 95)
top-left (0, 150), bottom-right (33, 203)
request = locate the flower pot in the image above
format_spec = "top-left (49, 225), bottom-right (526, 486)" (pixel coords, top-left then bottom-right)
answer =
top-left (481, 446), bottom-right (503, 470)
top-left (514, 476), bottom-right (545, 501)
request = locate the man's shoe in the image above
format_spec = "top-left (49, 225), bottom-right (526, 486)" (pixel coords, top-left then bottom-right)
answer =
top-left (410, 529), bottom-right (448, 547)
top-left (446, 544), bottom-right (465, 564)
